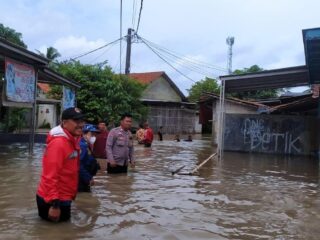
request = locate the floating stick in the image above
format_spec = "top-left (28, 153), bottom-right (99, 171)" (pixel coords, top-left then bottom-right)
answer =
top-left (178, 153), bottom-right (217, 176)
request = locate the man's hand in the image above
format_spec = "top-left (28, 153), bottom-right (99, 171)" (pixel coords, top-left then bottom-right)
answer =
top-left (48, 207), bottom-right (61, 222)
top-left (90, 179), bottom-right (95, 186)
top-left (109, 160), bottom-right (117, 167)
top-left (130, 161), bottom-right (135, 168)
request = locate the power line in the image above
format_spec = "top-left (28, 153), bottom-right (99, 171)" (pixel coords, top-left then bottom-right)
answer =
top-left (147, 40), bottom-right (218, 79)
top-left (132, 0), bottom-right (138, 29)
top-left (120, 0), bottom-right (123, 74)
top-left (141, 36), bottom-right (227, 72)
top-left (139, 36), bottom-right (222, 78)
top-left (140, 37), bottom-right (196, 83)
top-left (136, 0), bottom-right (144, 33)
top-left (69, 38), bottom-right (122, 60)
top-left (88, 39), bottom-right (119, 64)
top-left (143, 39), bottom-right (219, 78)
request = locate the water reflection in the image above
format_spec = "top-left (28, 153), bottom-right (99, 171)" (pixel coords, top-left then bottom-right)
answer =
top-left (0, 139), bottom-right (319, 239)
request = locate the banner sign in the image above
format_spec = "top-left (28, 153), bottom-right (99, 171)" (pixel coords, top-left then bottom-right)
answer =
top-left (63, 86), bottom-right (75, 109)
top-left (5, 58), bottom-right (36, 103)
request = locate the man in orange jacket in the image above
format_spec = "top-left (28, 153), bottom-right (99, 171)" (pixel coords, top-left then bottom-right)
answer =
top-left (36, 107), bottom-right (85, 222)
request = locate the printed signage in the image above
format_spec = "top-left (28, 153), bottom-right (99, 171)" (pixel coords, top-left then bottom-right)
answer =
top-left (63, 86), bottom-right (75, 109)
top-left (5, 58), bottom-right (35, 103)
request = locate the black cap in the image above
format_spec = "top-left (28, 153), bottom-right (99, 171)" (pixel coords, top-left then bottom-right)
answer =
top-left (62, 107), bottom-right (85, 120)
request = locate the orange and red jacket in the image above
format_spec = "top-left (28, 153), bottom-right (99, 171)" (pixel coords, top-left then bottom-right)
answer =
top-left (37, 125), bottom-right (80, 203)
top-left (144, 127), bottom-right (154, 144)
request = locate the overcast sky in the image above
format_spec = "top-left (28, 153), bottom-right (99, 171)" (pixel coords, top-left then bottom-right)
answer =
top-left (1, 0), bottom-right (319, 94)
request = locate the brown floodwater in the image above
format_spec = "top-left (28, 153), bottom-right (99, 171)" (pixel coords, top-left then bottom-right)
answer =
top-left (0, 136), bottom-right (319, 239)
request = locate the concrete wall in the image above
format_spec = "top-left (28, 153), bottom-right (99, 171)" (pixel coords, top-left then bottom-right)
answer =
top-left (147, 106), bottom-right (197, 134)
top-left (223, 114), bottom-right (317, 156)
top-left (142, 77), bottom-right (182, 102)
top-left (212, 100), bottom-right (258, 144)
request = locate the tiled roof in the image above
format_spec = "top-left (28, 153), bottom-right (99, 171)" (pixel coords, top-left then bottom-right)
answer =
top-left (128, 71), bottom-right (165, 84)
top-left (129, 71), bottom-right (187, 101)
top-left (37, 83), bottom-right (51, 93)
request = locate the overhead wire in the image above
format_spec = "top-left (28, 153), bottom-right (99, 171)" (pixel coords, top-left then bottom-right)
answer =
top-left (120, 0), bottom-right (123, 74)
top-left (69, 37), bottom-right (123, 60)
top-left (88, 39), bottom-right (119, 64)
top-left (141, 36), bottom-right (227, 72)
top-left (138, 36), bottom-right (221, 79)
top-left (113, 38), bottom-right (127, 73)
top-left (131, 0), bottom-right (138, 29)
top-left (136, 0), bottom-right (143, 33)
top-left (140, 37), bottom-right (197, 83)
top-left (146, 41), bottom-right (219, 78)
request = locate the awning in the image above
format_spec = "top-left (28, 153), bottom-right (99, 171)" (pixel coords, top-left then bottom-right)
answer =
top-left (0, 38), bottom-right (48, 66)
top-left (220, 65), bottom-right (309, 93)
top-left (38, 67), bottom-right (81, 89)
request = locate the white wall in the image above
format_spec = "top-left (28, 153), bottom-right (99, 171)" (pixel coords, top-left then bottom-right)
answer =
top-left (142, 77), bottom-right (182, 102)
top-left (37, 104), bottom-right (56, 129)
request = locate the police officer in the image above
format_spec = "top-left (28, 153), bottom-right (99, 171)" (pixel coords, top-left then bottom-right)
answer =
top-left (106, 113), bottom-right (135, 174)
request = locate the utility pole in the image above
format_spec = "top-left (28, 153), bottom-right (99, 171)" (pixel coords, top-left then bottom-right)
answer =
top-left (125, 28), bottom-right (133, 75)
top-left (226, 36), bottom-right (235, 75)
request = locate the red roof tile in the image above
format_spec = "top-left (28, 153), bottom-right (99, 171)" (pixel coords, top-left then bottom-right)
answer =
top-left (128, 71), bottom-right (165, 84)
top-left (37, 83), bottom-right (51, 93)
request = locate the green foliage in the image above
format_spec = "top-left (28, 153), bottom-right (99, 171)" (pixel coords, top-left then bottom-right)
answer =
top-left (187, 77), bottom-right (220, 102)
top-left (0, 23), bottom-right (27, 48)
top-left (47, 85), bottom-right (62, 100)
top-left (230, 65), bottom-right (279, 99)
top-left (39, 119), bottom-right (51, 129)
top-left (4, 108), bottom-right (29, 133)
top-left (37, 47), bottom-right (61, 69)
top-left (56, 61), bottom-right (147, 123)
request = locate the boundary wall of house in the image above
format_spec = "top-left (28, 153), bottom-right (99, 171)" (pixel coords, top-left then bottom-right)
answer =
top-left (224, 114), bottom-right (318, 156)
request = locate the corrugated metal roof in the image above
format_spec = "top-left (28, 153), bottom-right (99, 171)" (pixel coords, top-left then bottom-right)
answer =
top-left (199, 92), bottom-right (268, 110)
top-left (220, 65), bottom-right (309, 93)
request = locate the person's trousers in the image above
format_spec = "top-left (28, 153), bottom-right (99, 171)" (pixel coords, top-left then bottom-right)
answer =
top-left (107, 163), bottom-right (128, 174)
top-left (144, 143), bottom-right (152, 147)
top-left (36, 195), bottom-right (71, 222)
top-left (96, 158), bottom-right (107, 171)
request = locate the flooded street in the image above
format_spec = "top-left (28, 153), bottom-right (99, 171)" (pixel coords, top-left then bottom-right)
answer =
top-left (0, 136), bottom-right (319, 239)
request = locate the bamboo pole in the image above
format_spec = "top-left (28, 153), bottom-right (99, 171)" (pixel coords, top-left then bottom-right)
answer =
top-left (178, 153), bottom-right (217, 176)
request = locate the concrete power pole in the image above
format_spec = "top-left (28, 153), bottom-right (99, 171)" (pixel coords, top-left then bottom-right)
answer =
top-left (125, 28), bottom-right (133, 75)
top-left (226, 37), bottom-right (235, 75)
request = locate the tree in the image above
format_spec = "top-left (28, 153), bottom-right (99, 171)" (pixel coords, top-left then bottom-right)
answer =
top-left (37, 46), bottom-right (61, 69)
top-left (53, 61), bottom-right (147, 123)
top-left (230, 65), bottom-right (279, 99)
top-left (187, 77), bottom-right (220, 102)
top-left (0, 23), bottom-right (27, 48)
top-left (37, 46), bottom-right (61, 61)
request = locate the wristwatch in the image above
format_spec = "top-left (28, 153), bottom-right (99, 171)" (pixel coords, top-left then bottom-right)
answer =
top-left (51, 199), bottom-right (60, 209)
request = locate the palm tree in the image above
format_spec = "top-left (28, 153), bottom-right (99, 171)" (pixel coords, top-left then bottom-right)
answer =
top-left (37, 47), bottom-right (61, 69)
top-left (45, 47), bottom-right (61, 61)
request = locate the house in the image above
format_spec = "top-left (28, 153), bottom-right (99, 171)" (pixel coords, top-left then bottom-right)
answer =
top-left (129, 71), bottom-right (198, 134)
top-left (0, 38), bottom-right (80, 150)
top-left (199, 93), bottom-right (268, 144)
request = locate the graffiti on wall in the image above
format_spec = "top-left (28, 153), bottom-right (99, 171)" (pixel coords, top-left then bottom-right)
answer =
top-left (242, 118), bottom-right (302, 154)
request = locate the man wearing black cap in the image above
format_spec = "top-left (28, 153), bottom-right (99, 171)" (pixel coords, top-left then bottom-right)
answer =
top-left (36, 107), bottom-right (85, 222)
